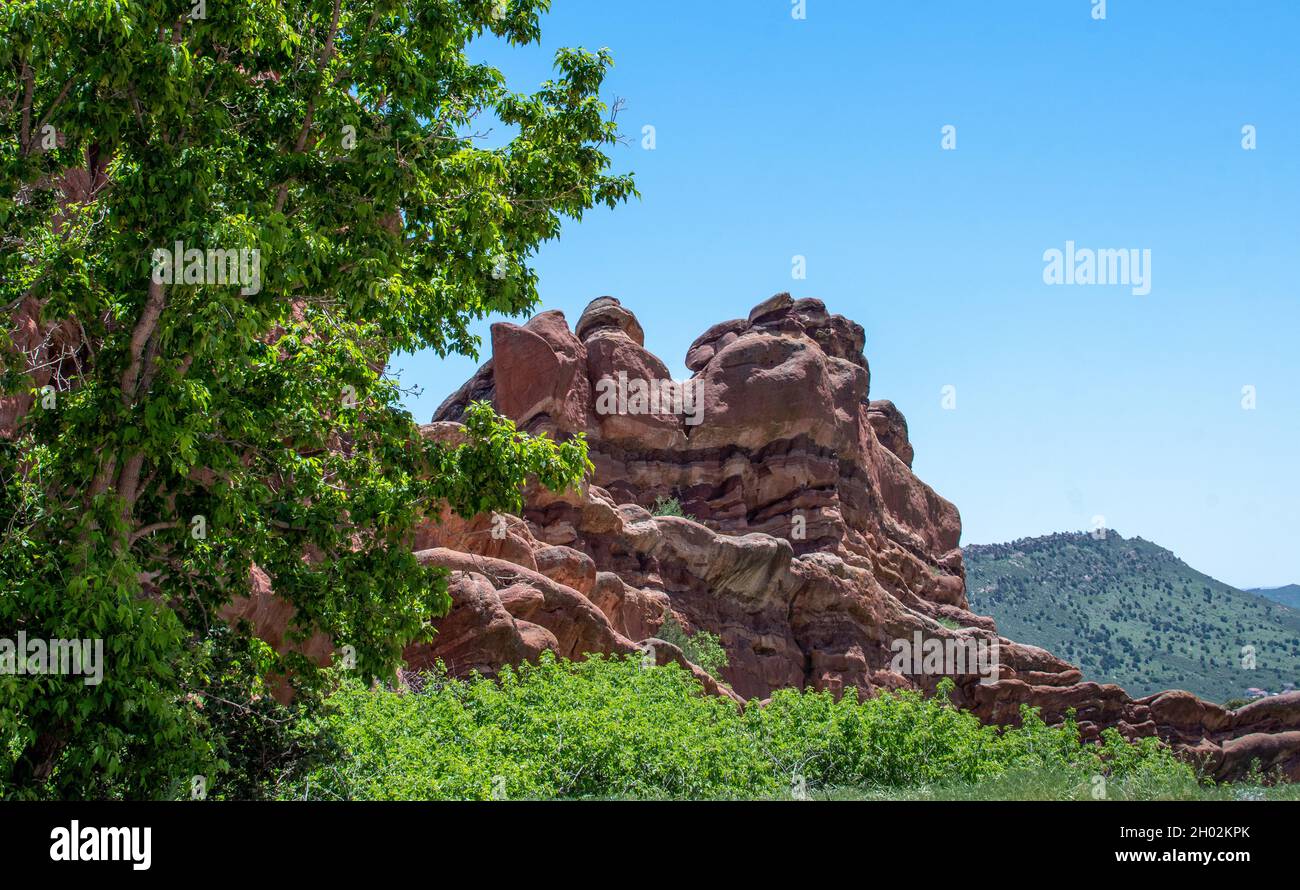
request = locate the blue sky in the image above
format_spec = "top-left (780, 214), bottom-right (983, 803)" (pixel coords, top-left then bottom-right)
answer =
top-left (397, 1), bottom-right (1299, 588)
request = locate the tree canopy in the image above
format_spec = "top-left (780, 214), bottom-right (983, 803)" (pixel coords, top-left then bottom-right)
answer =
top-left (0, 0), bottom-right (633, 798)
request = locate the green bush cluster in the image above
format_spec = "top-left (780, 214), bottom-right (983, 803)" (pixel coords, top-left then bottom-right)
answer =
top-left (280, 653), bottom-right (1196, 801)
top-left (654, 610), bottom-right (729, 678)
top-left (651, 496), bottom-right (694, 520)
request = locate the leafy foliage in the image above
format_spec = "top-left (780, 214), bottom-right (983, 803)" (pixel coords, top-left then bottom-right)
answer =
top-left (0, 0), bottom-right (630, 798)
top-left (651, 495), bottom-right (693, 520)
top-left (655, 608), bottom-right (728, 678)
top-left (283, 654), bottom-right (1197, 800)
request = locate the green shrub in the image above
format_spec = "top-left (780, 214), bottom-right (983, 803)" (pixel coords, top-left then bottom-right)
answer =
top-left (286, 653), bottom-right (765, 800)
top-left (655, 610), bottom-right (729, 678)
top-left (651, 496), bottom-right (694, 520)
top-left (282, 655), bottom-right (1197, 800)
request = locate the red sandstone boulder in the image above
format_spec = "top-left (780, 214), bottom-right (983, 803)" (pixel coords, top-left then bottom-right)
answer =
top-left (403, 571), bottom-right (557, 677)
top-left (867, 399), bottom-right (914, 468)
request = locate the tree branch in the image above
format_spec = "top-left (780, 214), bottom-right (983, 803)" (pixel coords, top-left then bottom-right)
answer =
top-left (130, 521), bottom-right (180, 545)
top-left (30, 76), bottom-right (75, 151)
top-left (274, 0), bottom-right (343, 214)
top-left (119, 278), bottom-right (166, 407)
top-left (90, 279), bottom-right (166, 500)
top-left (19, 61), bottom-right (33, 155)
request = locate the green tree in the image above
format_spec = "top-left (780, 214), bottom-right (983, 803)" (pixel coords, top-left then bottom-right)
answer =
top-left (0, 0), bottom-right (633, 798)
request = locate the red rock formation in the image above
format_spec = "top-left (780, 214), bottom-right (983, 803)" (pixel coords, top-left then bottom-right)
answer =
top-left (12, 272), bottom-right (1297, 781)
top-left (423, 293), bottom-right (1300, 782)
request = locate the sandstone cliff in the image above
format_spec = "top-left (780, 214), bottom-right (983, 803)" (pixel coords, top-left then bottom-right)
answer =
top-left (413, 293), bottom-right (1300, 782)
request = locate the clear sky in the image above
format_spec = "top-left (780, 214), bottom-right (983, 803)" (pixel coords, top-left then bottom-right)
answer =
top-left (397, 1), bottom-right (1299, 589)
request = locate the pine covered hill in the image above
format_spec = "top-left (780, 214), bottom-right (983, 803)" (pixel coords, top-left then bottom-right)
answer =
top-left (964, 531), bottom-right (1300, 704)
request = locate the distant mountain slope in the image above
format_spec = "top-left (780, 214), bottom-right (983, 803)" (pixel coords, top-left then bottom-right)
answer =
top-left (1249, 584), bottom-right (1300, 611)
top-left (964, 531), bottom-right (1300, 704)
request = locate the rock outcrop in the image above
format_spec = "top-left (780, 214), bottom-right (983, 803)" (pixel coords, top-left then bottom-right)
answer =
top-left (19, 271), bottom-right (1295, 782)
top-left (417, 293), bottom-right (1300, 782)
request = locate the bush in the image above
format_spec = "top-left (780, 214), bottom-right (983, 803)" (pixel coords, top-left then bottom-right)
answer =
top-left (654, 610), bottom-right (729, 678)
top-left (651, 496), bottom-right (694, 520)
top-left (282, 655), bottom-right (1197, 800)
top-left (0, 625), bottom-right (316, 801)
top-left (285, 653), bottom-right (765, 800)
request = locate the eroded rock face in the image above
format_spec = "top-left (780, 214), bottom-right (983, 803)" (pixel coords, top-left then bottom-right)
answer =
top-left (414, 293), bottom-right (1300, 781)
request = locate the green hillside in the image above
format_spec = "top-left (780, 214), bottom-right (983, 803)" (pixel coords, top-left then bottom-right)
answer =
top-left (964, 531), bottom-right (1300, 704)
top-left (1249, 584), bottom-right (1300, 611)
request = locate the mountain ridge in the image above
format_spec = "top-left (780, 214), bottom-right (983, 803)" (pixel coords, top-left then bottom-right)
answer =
top-left (1249, 584), bottom-right (1300, 611)
top-left (965, 530), bottom-right (1300, 703)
